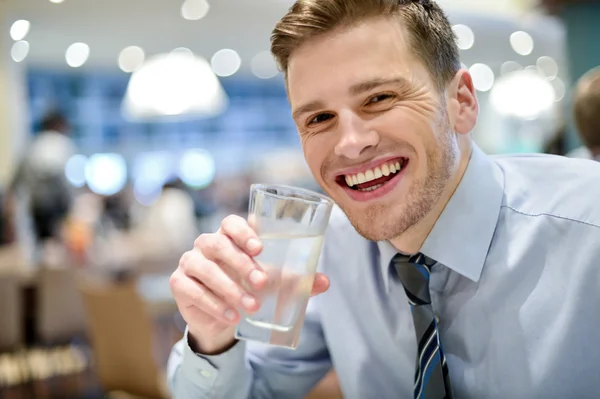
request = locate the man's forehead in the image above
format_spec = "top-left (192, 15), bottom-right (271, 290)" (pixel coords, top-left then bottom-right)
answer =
top-left (287, 22), bottom-right (412, 85)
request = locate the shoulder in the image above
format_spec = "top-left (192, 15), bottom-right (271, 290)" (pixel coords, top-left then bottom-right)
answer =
top-left (493, 153), bottom-right (600, 229)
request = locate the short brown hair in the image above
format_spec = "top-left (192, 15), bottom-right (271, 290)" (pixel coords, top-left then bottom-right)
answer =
top-left (573, 67), bottom-right (600, 149)
top-left (271, 0), bottom-right (460, 91)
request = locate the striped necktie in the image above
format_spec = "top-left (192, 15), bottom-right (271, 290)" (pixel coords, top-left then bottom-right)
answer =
top-left (392, 253), bottom-right (453, 399)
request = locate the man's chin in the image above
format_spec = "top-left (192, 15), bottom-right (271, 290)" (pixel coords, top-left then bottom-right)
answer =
top-left (339, 205), bottom-right (405, 242)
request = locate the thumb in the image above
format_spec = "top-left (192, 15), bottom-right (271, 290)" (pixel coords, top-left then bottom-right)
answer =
top-left (310, 273), bottom-right (330, 296)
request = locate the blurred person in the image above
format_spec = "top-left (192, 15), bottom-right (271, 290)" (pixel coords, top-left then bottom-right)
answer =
top-left (7, 112), bottom-right (77, 261)
top-left (542, 123), bottom-right (567, 156)
top-left (571, 66), bottom-right (600, 161)
top-left (135, 179), bottom-right (198, 255)
top-left (0, 191), bottom-right (16, 244)
top-left (63, 190), bottom-right (103, 266)
top-left (168, 1), bottom-right (600, 398)
top-left (101, 192), bottom-right (131, 232)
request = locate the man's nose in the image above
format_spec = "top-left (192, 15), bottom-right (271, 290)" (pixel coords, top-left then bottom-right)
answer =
top-left (334, 109), bottom-right (379, 159)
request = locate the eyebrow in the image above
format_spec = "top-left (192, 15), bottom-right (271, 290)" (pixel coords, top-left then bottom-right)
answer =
top-left (348, 77), bottom-right (411, 96)
top-left (291, 77), bottom-right (411, 120)
top-left (292, 100), bottom-right (325, 121)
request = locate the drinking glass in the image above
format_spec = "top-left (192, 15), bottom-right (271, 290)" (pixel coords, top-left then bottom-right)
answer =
top-left (234, 184), bottom-right (334, 349)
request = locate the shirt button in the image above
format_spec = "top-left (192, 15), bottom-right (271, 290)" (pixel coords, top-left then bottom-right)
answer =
top-left (200, 370), bottom-right (212, 378)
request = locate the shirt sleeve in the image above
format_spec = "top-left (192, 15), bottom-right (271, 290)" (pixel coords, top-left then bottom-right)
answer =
top-left (167, 297), bottom-right (332, 399)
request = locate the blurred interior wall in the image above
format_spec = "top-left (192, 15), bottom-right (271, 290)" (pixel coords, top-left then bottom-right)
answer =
top-left (558, 2), bottom-right (600, 152)
top-left (0, 7), bottom-right (29, 189)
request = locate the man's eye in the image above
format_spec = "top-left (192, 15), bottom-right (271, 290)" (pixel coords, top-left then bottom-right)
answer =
top-left (308, 113), bottom-right (334, 125)
top-left (367, 94), bottom-right (394, 104)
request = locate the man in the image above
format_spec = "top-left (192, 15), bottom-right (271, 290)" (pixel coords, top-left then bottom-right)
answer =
top-left (167, 1), bottom-right (600, 398)
top-left (571, 66), bottom-right (600, 161)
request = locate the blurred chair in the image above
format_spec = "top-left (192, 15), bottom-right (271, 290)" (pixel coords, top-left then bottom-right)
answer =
top-left (0, 276), bottom-right (23, 351)
top-left (36, 266), bottom-right (87, 345)
top-left (80, 281), bottom-right (170, 399)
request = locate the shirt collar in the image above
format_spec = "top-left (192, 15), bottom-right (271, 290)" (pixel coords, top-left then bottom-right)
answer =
top-left (376, 144), bottom-right (505, 292)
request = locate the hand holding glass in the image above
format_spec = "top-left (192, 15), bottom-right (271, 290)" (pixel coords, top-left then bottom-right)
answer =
top-left (234, 184), bottom-right (334, 349)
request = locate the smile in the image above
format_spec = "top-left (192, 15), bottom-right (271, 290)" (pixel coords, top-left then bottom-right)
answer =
top-left (335, 157), bottom-right (408, 201)
top-left (341, 158), bottom-right (407, 191)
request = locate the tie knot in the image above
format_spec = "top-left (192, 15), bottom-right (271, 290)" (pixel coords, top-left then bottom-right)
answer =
top-left (391, 252), bottom-right (436, 305)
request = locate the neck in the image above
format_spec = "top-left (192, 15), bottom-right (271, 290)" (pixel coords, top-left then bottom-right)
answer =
top-left (389, 137), bottom-right (472, 254)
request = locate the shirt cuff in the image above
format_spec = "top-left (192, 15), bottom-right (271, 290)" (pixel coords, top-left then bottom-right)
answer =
top-left (181, 327), bottom-right (248, 390)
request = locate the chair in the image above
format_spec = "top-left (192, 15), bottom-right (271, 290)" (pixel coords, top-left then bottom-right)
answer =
top-left (79, 281), bottom-right (170, 399)
top-left (0, 276), bottom-right (23, 351)
top-left (36, 266), bottom-right (87, 345)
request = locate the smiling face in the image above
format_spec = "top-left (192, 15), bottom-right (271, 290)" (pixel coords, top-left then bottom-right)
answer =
top-left (288, 17), bottom-right (472, 242)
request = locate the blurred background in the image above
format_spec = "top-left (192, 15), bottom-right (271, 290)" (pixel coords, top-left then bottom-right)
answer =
top-left (0, 0), bottom-right (598, 398)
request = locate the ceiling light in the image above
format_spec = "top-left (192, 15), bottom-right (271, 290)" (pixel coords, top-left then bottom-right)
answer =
top-left (536, 56), bottom-right (558, 80)
top-left (469, 63), bottom-right (495, 92)
top-left (510, 31), bottom-right (534, 56)
top-left (10, 20), bottom-right (30, 41)
top-left (181, 0), bottom-right (210, 21)
top-left (11, 41), bottom-right (29, 63)
top-left (122, 52), bottom-right (228, 121)
top-left (490, 71), bottom-right (555, 119)
top-left (211, 49), bottom-right (241, 77)
top-left (550, 78), bottom-right (565, 102)
top-left (500, 61), bottom-right (522, 76)
top-left (49, 0), bottom-right (64, 3)
top-left (118, 46), bottom-right (145, 73)
top-left (452, 24), bottom-right (475, 50)
top-left (172, 47), bottom-right (194, 56)
top-left (66, 42), bottom-right (90, 68)
top-left (251, 51), bottom-right (279, 79)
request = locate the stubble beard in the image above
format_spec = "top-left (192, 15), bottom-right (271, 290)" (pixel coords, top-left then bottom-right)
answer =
top-left (343, 115), bottom-right (457, 242)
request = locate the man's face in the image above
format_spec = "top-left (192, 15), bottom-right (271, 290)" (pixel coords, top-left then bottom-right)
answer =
top-left (287, 18), bottom-right (464, 241)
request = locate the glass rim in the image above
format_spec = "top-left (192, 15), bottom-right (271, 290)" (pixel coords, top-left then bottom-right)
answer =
top-left (251, 183), bottom-right (334, 206)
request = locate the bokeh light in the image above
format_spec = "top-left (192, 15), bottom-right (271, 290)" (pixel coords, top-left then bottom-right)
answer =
top-left (65, 154), bottom-right (88, 187)
top-left (179, 149), bottom-right (215, 189)
top-left (85, 153), bottom-right (128, 196)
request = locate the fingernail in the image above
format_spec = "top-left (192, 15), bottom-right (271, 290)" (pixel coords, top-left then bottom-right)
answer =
top-left (247, 238), bottom-right (261, 252)
top-left (224, 309), bottom-right (237, 321)
top-left (242, 295), bottom-right (256, 310)
top-left (249, 270), bottom-right (265, 286)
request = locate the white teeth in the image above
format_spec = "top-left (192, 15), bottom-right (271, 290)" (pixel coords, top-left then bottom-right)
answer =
top-left (382, 164), bottom-right (390, 176)
top-left (358, 184), bottom-right (383, 192)
top-left (343, 159), bottom-right (405, 188)
top-left (357, 173), bottom-right (366, 184)
top-left (374, 167), bottom-right (383, 179)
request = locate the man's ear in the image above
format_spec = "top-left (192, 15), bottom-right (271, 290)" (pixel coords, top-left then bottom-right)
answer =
top-left (447, 69), bottom-right (478, 135)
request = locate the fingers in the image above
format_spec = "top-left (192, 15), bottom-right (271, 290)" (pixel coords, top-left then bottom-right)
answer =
top-left (219, 214), bottom-right (262, 256)
top-left (170, 269), bottom-right (239, 325)
top-left (311, 273), bottom-right (330, 296)
top-left (195, 232), bottom-right (267, 290)
top-left (180, 250), bottom-right (260, 313)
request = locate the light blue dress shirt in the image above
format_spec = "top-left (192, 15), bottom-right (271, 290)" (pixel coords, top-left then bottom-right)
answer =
top-left (167, 144), bottom-right (600, 398)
